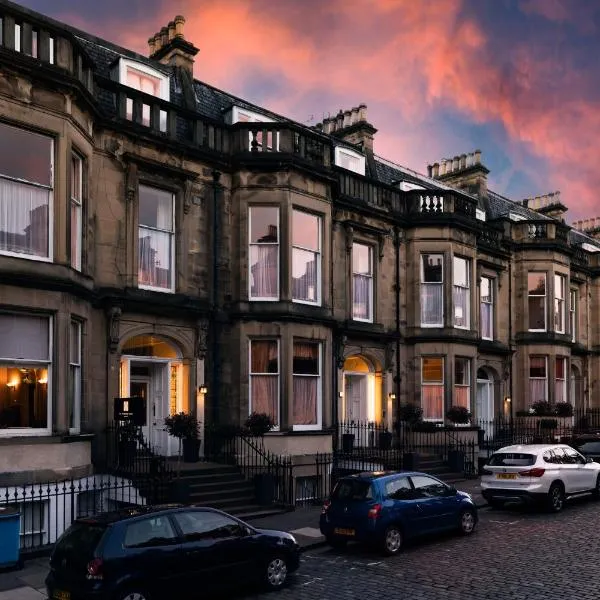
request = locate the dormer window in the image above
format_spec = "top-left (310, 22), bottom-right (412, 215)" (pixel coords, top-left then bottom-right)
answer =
top-left (228, 106), bottom-right (279, 151)
top-left (334, 147), bottom-right (366, 176)
top-left (476, 208), bottom-right (486, 221)
top-left (397, 181), bottom-right (426, 192)
top-left (508, 212), bottom-right (526, 222)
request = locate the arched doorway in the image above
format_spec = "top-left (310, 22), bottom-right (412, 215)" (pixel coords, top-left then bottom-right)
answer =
top-left (120, 335), bottom-right (184, 456)
top-left (476, 367), bottom-right (495, 440)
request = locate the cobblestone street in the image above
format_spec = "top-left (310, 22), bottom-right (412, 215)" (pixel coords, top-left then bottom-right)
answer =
top-left (247, 496), bottom-right (600, 600)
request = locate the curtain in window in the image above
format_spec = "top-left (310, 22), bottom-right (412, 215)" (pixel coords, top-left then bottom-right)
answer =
top-left (250, 341), bottom-right (278, 424)
top-left (555, 358), bottom-right (566, 404)
top-left (481, 301), bottom-right (492, 338)
top-left (529, 379), bottom-right (547, 403)
top-left (454, 386), bottom-right (470, 409)
top-left (293, 343), bottom-right (319, 426)
top-left (453, 286), bottom-right (468, 327)
top-left (353, 274), bottom-right (370, 319)
top-left (292, 249), bottom-right (317, 302)
top-left (0, 179), bottom-right (49, 257)
top-left (250, 245), bottom-right (278, 298)
top-left (139, 231), bottom-right (172, 288)
top-left (422, 386), bottom-right (443, 420)
top-left (421, 283), bottom-right (443, 325)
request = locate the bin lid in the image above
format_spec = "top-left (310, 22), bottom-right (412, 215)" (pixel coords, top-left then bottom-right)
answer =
top-left (0, 506), bottom-right (20, 518)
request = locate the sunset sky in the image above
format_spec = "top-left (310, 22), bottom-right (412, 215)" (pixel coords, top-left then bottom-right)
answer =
top-left (20, 0), bottom-right (600, 221)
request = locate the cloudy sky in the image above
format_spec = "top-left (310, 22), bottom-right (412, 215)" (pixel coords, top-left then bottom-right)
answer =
top-left (20, 0), bottom-right (600, 221)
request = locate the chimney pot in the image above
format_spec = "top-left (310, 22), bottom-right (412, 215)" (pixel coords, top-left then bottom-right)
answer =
top-left (174, 15), bottom-right (185, 38)
top-left (168, 21), bottom-right (176, 41)
top-left (474, 149), bottom-right (482, 164)
top-left (358, 103), bottom-right (367, 121)
top-left (343, 110), bottom-right (352, 128)
top-left (432, 162), bottom-right (439, 178)
top-left (459, 153), bottom-right (467, 170)
top-left (427, 164), bottom-right (433, 177)
top-left (148, 36), bottom-right (156, 55)
top-left (336, 110), bottom-right (344, 130)
top-left (351, 106), bottom-right (359, 125)
top-left (160, 27), bottom-right (169, 47)
top-left (440, 159), bottom-right (447, 175)
top-left (452, 156), bottom-right (459, 171)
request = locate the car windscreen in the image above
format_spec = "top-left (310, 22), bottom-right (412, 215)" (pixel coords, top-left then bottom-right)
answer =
top-left (488, 452), bottom-right (536, 467)
top-left (331, 479), bottom-right (373, 501)
top-left (576, 441), bottom-right (600, 454)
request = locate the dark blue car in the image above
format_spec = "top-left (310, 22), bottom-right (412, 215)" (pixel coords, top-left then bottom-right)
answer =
top-left (319, 471), bottom-right (478, 555)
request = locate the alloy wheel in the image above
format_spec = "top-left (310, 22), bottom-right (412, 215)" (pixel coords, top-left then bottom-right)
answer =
top-left (460, 509), bottom-right (476, 534)
top-left (266, 557), bottom-right (288, 588)
top-left (550, 485), bottom-right (564, 512)
top-left (120, 593), bottom-right (147, 600)
top-left (384, 527), bottom-right (402, 554)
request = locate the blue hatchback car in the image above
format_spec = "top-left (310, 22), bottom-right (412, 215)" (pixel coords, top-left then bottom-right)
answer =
top-left (319, 471), bottom-right (478, 555)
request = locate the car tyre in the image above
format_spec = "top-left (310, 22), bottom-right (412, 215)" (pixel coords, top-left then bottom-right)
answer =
top-left (115, 589), bottom-right (151, 600)
top-left (592, 474), bottom-right (600, 499)
top-left (326, 535), bottom-right (348, 549)
top-left (458, 508), bottom-right (477, 535)
top-left (264, 555), bottom-right (289, 591)
top-left (546, 482), bottom-right (565, 513)
top-left (382, 525), bottom-right (403, 556)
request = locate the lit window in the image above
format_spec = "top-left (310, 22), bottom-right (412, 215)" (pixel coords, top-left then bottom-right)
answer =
top-left (528, 272), bottom-right (546, 331)
top-left (334, 147), bottom-right (366, 175)
top-left (480, 277), bottom-right (493, 340)
top-left (249, 340), bottom-right (279, 427)
top-left (249, 207), bottom-right (279, 300)
top-left (421, 254), bottom-right (443, 327)
top-left (292, 210), bottom-right (321, 305)
top-left (352, 243), bottom-right (373, 321)
top-left (529, 356), bottom-right (547, 404)
top-left (421, 357), bottom-right (444, 421)
top-left (453, 257), bottom-right (470, 329)
top-left (454, 358), bottom-right (470, 413)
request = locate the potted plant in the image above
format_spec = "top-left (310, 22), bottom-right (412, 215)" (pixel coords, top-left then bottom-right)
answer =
top-left (555, 402), bottom-right (573, 417)
top-left (164, 412), bottom-right (201, 465)
top-left (446, 405), bottom-right (471, 426)
top-left (117, 421), bottom-right (138, 468)
top-left (245, 412), bottom-right (275, 437)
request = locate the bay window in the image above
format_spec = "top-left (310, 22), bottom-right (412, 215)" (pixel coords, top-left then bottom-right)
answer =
top-left (249, 340), bottom-right (279, 427)
top-left (292, 210), bottom-right (321, 305)
top-left (555, 357), bottom-right (567, 404)
top-left (480, 276), bottom-right (493, 340)
top-left (528, 272), bottom-right (546, 331)
top-left (352, 243), bottom-right (373, 321)
top-left (0, 122), bottom-right (53, 260)
top-left (249, 206), bottom-right (279, 300)
top-left (0, 314), bottom-right (51, 432)
top-left (421, 357), bottom-right (444, 421)
top-left (70, 153), bottom-right (83, 271)
top-left (292, 342), bottom-right (322, 430)
top-left (453, 257), bottom-right (470, 329)
top-left (529, 356), bottom-right (548, 404)
top-left (69, 321), bottom-right (82, 433)
top-left (138, 185), bottom-right (175, 292)
top-left (454, 358), bottom-right (471, 411)
top-left (554, 274), bottom-right (566, 333)
top-left (421, 254), bottom-right (443, 327)
top-left (570, 289), bottom-right (577, 343)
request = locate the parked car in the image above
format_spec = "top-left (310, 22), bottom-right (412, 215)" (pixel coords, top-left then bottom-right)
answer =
top-left (480, 443), bottom-right (600, 512)
top-left (45, 504), bottom-right (300, 600)
top-left (319, 471), bottom-right (478, 556)
top-left (569, 435), bottom-right (600, 462)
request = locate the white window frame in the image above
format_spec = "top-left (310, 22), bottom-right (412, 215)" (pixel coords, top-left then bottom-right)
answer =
top-left (291, 209), bottom-right (322, 306)
top-left (248, 206), bottom-right (279, 301)
top-left (117, 58), bottom-right (170, 101)
top-left (555, 357), bottom-right (567, 405)
top-left (570, 289), bottom-right (577, 343)
top-left (248, 339), bottom-right (280, 431)
top-left (69, 320), bottom-right (82, 434)
top-left (453, 256), bottom-right (470, 330)
top-left (0, 314), bottom-right (52, 437)
top-left (454, 358), bottom-right (471, 414)
top-left (480, 276), bottom-right (494, 340)
top-left (292, 342), bottom-right (322, 432)
top-left (554, 274), bottom-right (566, 334)
top-left (230, 106), bottom-right (280, 151)
top-left (508, 212), bottom-right (527, 222)
top-left (334, 146), bottom-right (366, 176)
top-left (0, 124), bottom-right (54, 263)
top-left (528, 272), bottom-right (547, 332)
top-left (70, 152), bottom-right (83, 271)
top-left (529, 356), bottom-right (548, 405)
top-left (137, 185), bottom-right (176, 294)
top-left (476, 208), bottom-right (486, 221)
top-left (352, 242), bottom-right (373, 322)
top-left (421, 356), bottom-right (444, 422)
top-left (420, 254), bottom-right (444, 327)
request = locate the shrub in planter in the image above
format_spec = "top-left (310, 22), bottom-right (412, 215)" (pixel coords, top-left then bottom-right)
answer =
top-left (446, 405), bottom-right (471, 425)
top-left (531, 401), bottom-right (553, 416)
top-left (164, 412), bottom-right (201, 466)
top-left (555, 402), bottom-right (574, 417)
top-left (245, 412), bottom-right (275, 437)
top-left (398, 403), bottom-right (423, 427)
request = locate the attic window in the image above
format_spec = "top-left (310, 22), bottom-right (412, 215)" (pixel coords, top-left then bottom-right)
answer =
top-left (398, 181), bottom-right (426, 192)
top-left (476, 208), bottom-right (486, 221)
top-left (229, 106), bottom-right (279, 151)
top-left (335, 147), bottom-right (366, 176)
top-left (581, 243), bottom-right (600, 253)
top-left (508, 212), bottom-right (526, 222)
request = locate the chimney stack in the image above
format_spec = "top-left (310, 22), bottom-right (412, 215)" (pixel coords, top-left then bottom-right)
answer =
top-left (149, 15), bottom-right (199, 77)
top-left (320, 103), bottom-right (377, 152)
top-left (522, 190), bottom-right (567, 222)
top-left (429, 149), bottom-right (489, 198)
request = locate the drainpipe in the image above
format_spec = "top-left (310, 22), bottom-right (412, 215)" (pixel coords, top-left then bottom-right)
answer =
top-left (508, 260), bottom-right (514, 433)
top-left (211, 170), bottom-right (221, 425)
top-left (394, 226), bottom-right (401, 428)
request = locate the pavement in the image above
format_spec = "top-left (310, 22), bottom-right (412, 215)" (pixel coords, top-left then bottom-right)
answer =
top-left (0, 479), bottom-right (487, 600)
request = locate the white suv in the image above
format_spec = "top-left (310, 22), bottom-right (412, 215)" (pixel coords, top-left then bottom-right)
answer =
top-left (481, 443), bottom-right (600, 512)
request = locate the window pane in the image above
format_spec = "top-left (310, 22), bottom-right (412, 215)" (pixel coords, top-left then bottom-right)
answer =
top-left (530, 357), bottom-right (546, 378)
top-left (556, 357), bottom-right (565, 379)
top-left (292, 210), bottom-right (319, 250)
top-left (528, 272), bottom-right (546, 295)
top-left (70, 322), bottom-right (81, 364)
top-left (422, 357), bottom-right (443, 383)
top-left (293, 343), bottom-right (319, 374)
top-left (249, 245), bottom-right (278, 298)
top-left (250, 207), bottom-right (278, 243)
top-left (453, 257), bottom-right (468, 286)
top-left (0, 366), bottom-right (48, 428)
top-left (353, 244), bottom-right (371, 275)
top-left (455, 359), bottom-right (469, 385)
top-left (139, 186), bottom-right (173, 231)
top-left (0, 178), bottom-right (50, 257)
top-left (554, 275), bottom-right (564, 299)
top-left (481, 277), bottom-right (492, 301)
top-left (0, 123), bottom-right (52, 186)
top-left (0, 315), bottom-right (49, 360)
top-left (292, 248), bottom-right (317, 302)
top-left (126, 67), bottom-right (161, 97)
top-left (174, 511), bottom-right (242, 541)
top-left (421, 254), bottom-right (443, 282)
top-left (71, 155), bottom-right (82, 203)
top-left (138, 228), bottom-right (172, 289)
top-left (353, 274), bottom-right (371, 320)
top-left (250, 341), bottom-right (278, 373)
top-left (293, 376), bottom-right (318, 425)
top-left (528, 297), bottom-right (546, 330)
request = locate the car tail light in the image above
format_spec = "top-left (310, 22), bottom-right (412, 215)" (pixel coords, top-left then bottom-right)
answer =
top-left (519, 468), bottom-right (545, 478)
top-left (86, 558), bottom-right (103, 580)
top-left (368, 504), bottom-right (382, 520)
top-left (321, 499), bottom-right (331, 514)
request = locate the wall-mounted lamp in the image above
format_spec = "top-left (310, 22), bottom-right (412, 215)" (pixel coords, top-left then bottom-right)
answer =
top-left (6, 381), bottom-right (18, 389)
top-left (199, 385), bottom-right (208, 395)
top-left (504, 396), bottom-right (511, 403)
top-left (38, 377), bottom-right (48, 385)
top-left (338, 391), bottom-right (344, 398)
top-left (389, 393), bottom-right (396, 401)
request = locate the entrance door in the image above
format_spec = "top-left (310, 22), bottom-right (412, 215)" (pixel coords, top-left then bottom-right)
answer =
top-left (344, 374), bottom-right (369, 446)
top-left (476, 378), bottom-right (494, 440)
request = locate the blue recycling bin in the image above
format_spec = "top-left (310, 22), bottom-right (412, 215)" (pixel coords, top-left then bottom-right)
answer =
top-left (0, 506), bottom-right (21, 569)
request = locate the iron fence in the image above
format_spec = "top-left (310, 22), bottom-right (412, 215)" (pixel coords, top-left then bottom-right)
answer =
top-left (0, 475), bottom-right (148, 556)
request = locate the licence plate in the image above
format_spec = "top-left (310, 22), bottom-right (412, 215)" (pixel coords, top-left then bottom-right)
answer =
top-left (496, 473), bottom-right (517, 480)
top-left (53, 591), bottom-right (70, 600)
top-left (334, 527), bottom-right (355, 536)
